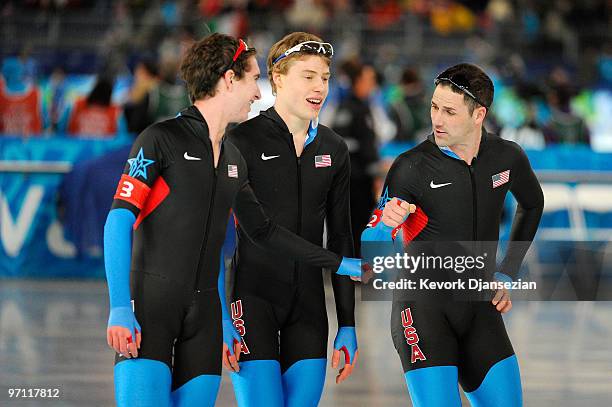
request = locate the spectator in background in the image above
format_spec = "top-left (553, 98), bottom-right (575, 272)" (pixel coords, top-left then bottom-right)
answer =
top-left (123, 59), bottom-right (160, 134)
top-left (544, 85), bottom-right (590, 146)
top-left (41, 66), bottom-right (70, 133)
top-left (286, 0), bottom-right (328, 31)
top-left (146, 58), bottom-right (190, 123)
top-left (67, 78), bottom-right (123, 138)
top-left (332, 59), bottom-right (379, 256)
top-left (0, 57), bottom-right (43, 135)
top-left (389, 67), bottom-right (430, 142)
top-left (430, 0), bottom-right (477, 35)
top-left (367, 0), bottom-right (403, 30)
top-left (18, 44), bottom-right (39, 84)
top-left (369, 69), bottom-right (397, 144)
top-left (500, 102), bottom-right (545, 149)
top-left (499, 81), bottom-right (546, 149)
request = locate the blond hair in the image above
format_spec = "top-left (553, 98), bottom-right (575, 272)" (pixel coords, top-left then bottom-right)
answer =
top-left (267, 32), bottom-right (331, 94)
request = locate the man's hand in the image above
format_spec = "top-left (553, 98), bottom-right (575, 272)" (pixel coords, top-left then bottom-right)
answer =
top-left (337, 257), bottom-right (365, 282)
top-left (332, 327), bottom-right (358, 384)
top-left (359, 262), bottom-right (374, 284)
top-left (107, 306), bottom-right (142, 358)
top-left (492, 288), bottom-right (512, 313)
top-left (382, 198), bottom-right (415, 228)
top-left (221, 319), bottom-right (242, 372)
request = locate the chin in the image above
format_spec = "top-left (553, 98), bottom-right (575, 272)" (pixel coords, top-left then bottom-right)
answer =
top-left (235, 111), bottom-right (249, 123)
top-left (304, 108), bottom-right (318, 120)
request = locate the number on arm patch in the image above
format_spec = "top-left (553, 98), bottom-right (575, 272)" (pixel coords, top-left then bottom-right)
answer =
top-left (114, 174), bottom-right (151, 209)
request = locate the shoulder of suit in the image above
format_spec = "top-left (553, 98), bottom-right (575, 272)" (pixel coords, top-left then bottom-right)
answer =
top-left (140, 120), bottom-right (168, 136)
top-left (223, 140), bottom-right (247, 169)
top-left (149, 115), bottom-right (195, 141)
top-left (317, 124), bottom-right (346, 149)
top-left (392, 143), bottom-right (430, 170)
top-left (486, 133), bottom-right (524, 156)
top-left (135, 120), bottom-right (175, 145)
top-left (230, 115), bottom-right (269, 136)
top-left (223, 138), bottom-right (241, 157)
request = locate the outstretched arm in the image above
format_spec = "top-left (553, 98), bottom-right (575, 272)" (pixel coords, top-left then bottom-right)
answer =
top-left (232, 180), bottom-right (362, 280)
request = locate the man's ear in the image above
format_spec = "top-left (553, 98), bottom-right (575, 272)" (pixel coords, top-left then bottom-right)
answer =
top-left (473, 106), bottom-right (487, 125)
top-left (272, 71), bottom-right (283, 92)
top-left (223, 69), bottom-right (235, 89)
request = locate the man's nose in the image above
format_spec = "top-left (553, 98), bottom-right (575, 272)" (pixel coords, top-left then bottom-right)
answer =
top-left (312, 78), bottom-right (325, 93)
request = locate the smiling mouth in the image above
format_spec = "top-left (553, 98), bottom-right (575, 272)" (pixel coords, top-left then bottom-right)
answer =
top-left (306, 98), bottom-right (322, 106)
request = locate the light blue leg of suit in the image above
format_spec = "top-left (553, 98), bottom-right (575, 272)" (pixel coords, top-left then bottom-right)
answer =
top-left (405, 366), bottom-right (462, 407)
top-left (464, 355), bottom-right (523, 407)
top-left (115, 359), bottom-right (172, 407)
top-left (171, 374), bottom-right (221, 407)
top-left (231, 360), bottom-right (284, 407)
top-left (282, 358), bottom-right (327, 407)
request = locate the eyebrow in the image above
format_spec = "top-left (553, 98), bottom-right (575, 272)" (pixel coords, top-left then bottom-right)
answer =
top-left (431, 100), bottom-right (456, 112)
top-left (302, 69), bottom-right (331, 76)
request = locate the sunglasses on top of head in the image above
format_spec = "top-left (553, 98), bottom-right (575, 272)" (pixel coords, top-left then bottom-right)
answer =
top-left (272, 41), bottom-right (334, 65)
top-left (221, 38), bottom-right (251, 74)
top-left (434, 74), bottom-right (489, 109)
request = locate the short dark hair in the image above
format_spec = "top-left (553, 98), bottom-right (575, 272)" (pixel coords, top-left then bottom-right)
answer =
top-left (138, 58), bottom-right (159, 78)
top-left (87, 78), bottom-right (113, 106)
top-left (339, 58), bottom-right (365, 87)
top-left (435, 63), bottom-right (494, 114)
top-left (180, 33), bottom-right (257, 102)
top-left (400, 67), bottom-right (421, 86)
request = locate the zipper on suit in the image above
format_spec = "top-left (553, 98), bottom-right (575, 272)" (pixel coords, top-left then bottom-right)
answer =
top-left (468, 161), bottom-right (477, 240)
top-left (194, 141), bottom-right (219, 292)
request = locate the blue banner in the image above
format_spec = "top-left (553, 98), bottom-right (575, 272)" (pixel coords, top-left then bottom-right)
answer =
top-left (0, 135), bottom-right (131, 277)
top-left (380, 143), bottom-right (612, 171)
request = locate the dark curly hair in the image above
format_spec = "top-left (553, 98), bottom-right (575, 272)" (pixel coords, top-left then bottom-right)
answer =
top-left (180, 33), bottom-right (257, 102)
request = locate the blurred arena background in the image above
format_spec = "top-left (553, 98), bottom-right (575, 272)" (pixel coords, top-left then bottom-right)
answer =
top-left (1, 1), bottom-right (611, 406)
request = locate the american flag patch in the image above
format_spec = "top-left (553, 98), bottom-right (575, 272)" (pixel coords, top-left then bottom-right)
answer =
top-left (492, 170), bottom-right (510, 188)
top-left (228, 164), bottom-right (238, 178)
top-left (315, 154), bottom-right (332, 168)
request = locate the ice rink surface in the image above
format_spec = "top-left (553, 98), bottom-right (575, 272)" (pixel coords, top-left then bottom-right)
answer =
top-left (1, 280), bottom-right (611, 406)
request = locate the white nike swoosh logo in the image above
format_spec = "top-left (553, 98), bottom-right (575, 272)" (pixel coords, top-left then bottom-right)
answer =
top-left (184, 152), bottom-right (201, 161)
top-left (261, 153), bottom-right (280, 161)
top-left (430, 181), bottom-right (452, 189)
